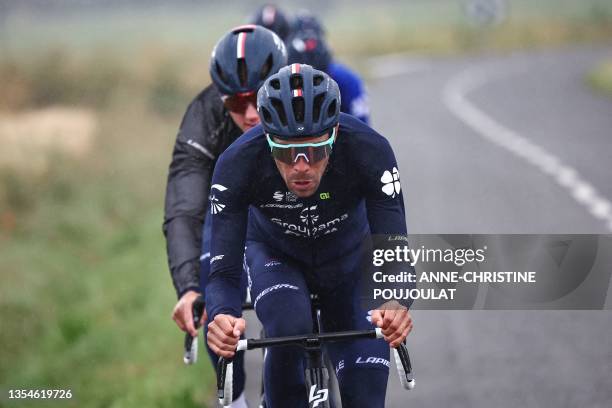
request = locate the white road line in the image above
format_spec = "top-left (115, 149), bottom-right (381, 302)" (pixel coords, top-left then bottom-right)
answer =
top-left (443, 65), bottom-right (612, 232)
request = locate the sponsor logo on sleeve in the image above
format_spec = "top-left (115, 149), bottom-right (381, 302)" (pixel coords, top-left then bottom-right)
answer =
top-left (210, 184), bottom-right (228, 214)
top-left (210, 254), bottom-right (224, 264)
top-left (381, 167), bottom-right (401, 198)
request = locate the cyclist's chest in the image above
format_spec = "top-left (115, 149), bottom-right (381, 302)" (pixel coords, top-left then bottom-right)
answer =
top-left (251, 176), bottom-right (363, 238)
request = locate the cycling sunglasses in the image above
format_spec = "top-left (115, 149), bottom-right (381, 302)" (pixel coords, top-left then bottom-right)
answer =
top-left (266, 127), bottom-right (336, 165)
top-left (222, 91), bottom-right (257, 113)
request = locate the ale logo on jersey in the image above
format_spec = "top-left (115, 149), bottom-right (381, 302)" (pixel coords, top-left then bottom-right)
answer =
top-left (210, 184), bottom-right (228, 214)
top-left (381, 167), bottom-right (401, 198)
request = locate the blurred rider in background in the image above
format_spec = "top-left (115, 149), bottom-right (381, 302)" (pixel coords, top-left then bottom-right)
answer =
top-left (164, 24), bottom-right (287, 408)
top-left (287, 10), bottom-right (371, 124)
top-left (249, 6), bottom-right (370, 124)
top-left (250, 3), bottom-right (292, 42)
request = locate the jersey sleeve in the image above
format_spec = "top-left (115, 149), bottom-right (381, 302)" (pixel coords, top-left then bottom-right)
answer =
top-left (204, 147), bottom-right (253, 320)
top-left (361, 135), bottom-right (415, 309)
top-left (163, 97), bottom-right (217, 298)
top-left (362, 137), bottom-right (406, 235)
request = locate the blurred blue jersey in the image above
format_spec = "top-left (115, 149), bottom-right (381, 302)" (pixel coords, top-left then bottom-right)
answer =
top-left (328, 62), bottom-right (370, 124)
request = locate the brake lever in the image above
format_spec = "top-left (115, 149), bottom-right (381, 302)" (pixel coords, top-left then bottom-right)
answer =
top-left (183, 295), bottom-right (205, 365)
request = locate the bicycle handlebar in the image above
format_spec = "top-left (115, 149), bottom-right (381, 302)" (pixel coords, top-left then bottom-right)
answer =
top-left (236, 328), bottom-right (383, 351)
top-left (216, 328), bottom-right (415, 406)
top-left (185, 296), bottom-right (415, 406)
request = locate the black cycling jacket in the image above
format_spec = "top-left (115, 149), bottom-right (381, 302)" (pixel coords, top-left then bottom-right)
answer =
top-left (163, 84), bottom-right (242, 298)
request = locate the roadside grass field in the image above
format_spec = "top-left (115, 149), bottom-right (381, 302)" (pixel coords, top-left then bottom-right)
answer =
top-left (0, 95), bottom-right (215, 407)
top-left (587, 59), bottom-right (612, 96)
top-left (1, 1), bottom-right (611, 406)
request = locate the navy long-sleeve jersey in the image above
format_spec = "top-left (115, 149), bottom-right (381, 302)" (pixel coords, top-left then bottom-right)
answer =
top-left (206, 113), bottom-right (407, 320)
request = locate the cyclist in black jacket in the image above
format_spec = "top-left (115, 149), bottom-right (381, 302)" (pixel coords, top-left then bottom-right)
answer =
top-left (164, 24), bottom-right (287, 406)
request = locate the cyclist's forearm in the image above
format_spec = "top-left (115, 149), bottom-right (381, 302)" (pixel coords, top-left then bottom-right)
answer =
top-left (205, 274), bottom-right (243, 321)
top-left (164, 216), bottom-right (203, 298)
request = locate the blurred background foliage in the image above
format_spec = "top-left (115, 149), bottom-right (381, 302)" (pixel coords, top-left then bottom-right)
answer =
top-left (0, 0), bottom-right (611, 406)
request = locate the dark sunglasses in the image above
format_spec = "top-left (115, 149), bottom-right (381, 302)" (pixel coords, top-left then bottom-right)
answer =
top-left (266, 128), bottom-right (336, 165)
top-left (222, 91), bottom-right (257, 113)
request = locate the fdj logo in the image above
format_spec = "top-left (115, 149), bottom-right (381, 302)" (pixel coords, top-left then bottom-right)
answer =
top-left (308, 385), bottom-right (329, 407)
top-left (319, 192), bottom-right (331, 200)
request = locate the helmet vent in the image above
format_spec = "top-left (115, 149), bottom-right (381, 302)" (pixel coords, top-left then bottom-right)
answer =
top-left (260, 54), bottom-right (274, 80)
top-left (327, 99), bottom-right (337, 118)
top-left (290, 74), bottom-right (303, 90)
top-left (313, 75), bottom-right (324, 86)
top-left (215, 61), bottom-right (228, 83)
top-left (271, 98), bottom-right (288, 126)
top-left (261, 106), bottom-right (273, 124)
top-left (313, 93), bottom-right (325, 123)
top-left (237, 58), bottom-right (248, 87)
top-left (232, 25), bottom-right (255, 34)
top-left (270, 78), bottom-right (281, 90)
top-left (292, 97), bottom-right (305, 123)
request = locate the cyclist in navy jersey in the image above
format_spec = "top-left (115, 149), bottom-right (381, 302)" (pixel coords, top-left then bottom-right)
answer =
top-left (164, 25), bottom-right (286, 407)
top-left (206, 64), bottom-right (413, 407)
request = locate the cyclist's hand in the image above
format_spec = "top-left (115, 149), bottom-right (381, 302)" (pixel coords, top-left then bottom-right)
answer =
top-left (371, 301), bottom-right (413, 348)
top-left (207, 314), bottom-right (246, 358)
top-left (172, 290), bottom-right (205, 337)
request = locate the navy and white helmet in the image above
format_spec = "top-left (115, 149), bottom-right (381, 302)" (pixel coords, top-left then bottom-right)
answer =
top-left (209, 25), bottom-right (287, 96)
top-left (287, 30), bottom-right (332, 72)
top-left (257, 64), bottom-right (341, 139)
top-left (250, 4), bottom-right (291, 41)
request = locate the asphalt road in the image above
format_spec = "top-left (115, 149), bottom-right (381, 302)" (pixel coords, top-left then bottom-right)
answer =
top-left (371, 46), bottom-right (612, 234)
top-left (233, 46), bottom-right (612, 408)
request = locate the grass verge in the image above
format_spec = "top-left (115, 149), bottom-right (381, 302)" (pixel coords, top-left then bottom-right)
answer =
top-left (587, 60), bottom-right (612, 97)
top-left (0, 95), bottom-right (214, 407)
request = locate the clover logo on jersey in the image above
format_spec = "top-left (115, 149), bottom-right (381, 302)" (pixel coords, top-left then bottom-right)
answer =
top-left (381, 167), bottom-right (401, 198)
top-left (299, 205), bottom-right (319, 224)
top-left (210, 184), bottom-right (227, 214)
